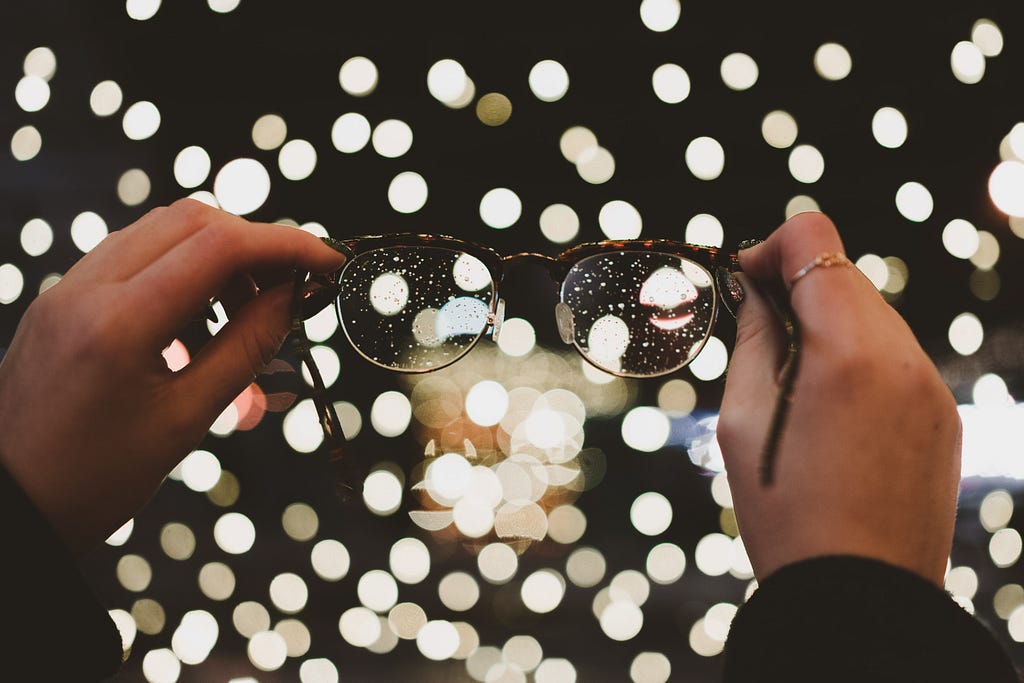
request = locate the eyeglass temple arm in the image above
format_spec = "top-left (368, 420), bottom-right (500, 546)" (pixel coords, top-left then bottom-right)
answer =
top-left (291, 270), bottom-right (355, 501)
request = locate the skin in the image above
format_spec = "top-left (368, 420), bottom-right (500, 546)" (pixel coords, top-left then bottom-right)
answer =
top-left (0, 205), bottom-right (961, 588)
top-left (0, 199), bottom-right (345, 553)
top-left (718, 212), bottom-right (961, 586)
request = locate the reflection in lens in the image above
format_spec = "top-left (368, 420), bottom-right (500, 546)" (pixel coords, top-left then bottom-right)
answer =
top-left (369, 273), bottom-right (410, 316)
top-left (339, 246), bottom-right (494, 370)
top-left (562, 252), bottom-right (716, 376)
top-left (452, 253), bottom-right (492, 292)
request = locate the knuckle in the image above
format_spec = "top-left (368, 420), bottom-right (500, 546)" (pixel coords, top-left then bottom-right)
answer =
top-left (167, 197), bottom-right (215, 223)
top-left (782, 210), bottom-right (841, 245)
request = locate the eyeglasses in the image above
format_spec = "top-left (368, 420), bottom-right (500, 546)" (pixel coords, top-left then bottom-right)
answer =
top-left (287, 234), bottom-right (797, 498)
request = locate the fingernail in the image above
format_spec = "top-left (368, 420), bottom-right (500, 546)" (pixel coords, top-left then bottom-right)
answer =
top-left (320, 236), bottom-right (351, 256)
top-left (716, 268), bottom-right (744, 318)
top-left (737, 238), bottom-right (765, 251)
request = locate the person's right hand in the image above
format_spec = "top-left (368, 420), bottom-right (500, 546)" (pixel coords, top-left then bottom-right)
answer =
top-left (717, 212), bottom-right (962, 586)
top-left (0, 199), bottom-right (346, 553)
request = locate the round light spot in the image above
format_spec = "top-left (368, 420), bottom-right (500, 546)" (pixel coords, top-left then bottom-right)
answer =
top-left (387, 171), bottom-right (429, 214)
top-left (650, 64), bottom-right (691, 106)
top-left (477, 543), bottom-right (518, 584)
top-left (11, 126), bottom-right (42, 161)
top-left (117, 554), bottom-right (153, 592)
top-left (720, 53), bottom-right (758, 90)
top-left (15, 75), bottom-right (50, 112)
top-left (785, 195), bottom-right (820, 219)
top-left (685, 213), bottom-right (724, 247)
top-left (872, 107), bottom-right (908, 149)
top-left (339, 56), bottom-right (378, 96)
top-left (388, 602), bottom-right (427, 640)
top-left (214, 512), bottom-right (255, 554)
top-left (371, 391), bottom-right (412, 437)
top-left (390, 537), bottom-right (431, 584)
top-left (427, 59), bottom-right (468, 104)
top-left (70, 211), bottom-right (108, 253)
top-left (695, 533), bottom-right (733, 576)
top-left (160, 522), bottom-right (195, 561)
top-left (480, 188), bottom-right (522, 229)
top-left (466, 381), bottom-right (509, 427)
top-left (23, 47), bottom-right (57, 80)
top-left (331, 112), bottom-right (371, 153)
top-left (438, 572), bottom-right (480, 612)
top-left (980, 489), bottom-right (1014, 532)
top-left (972, 19), bottom-right (1004, 57)
top-left (599, 601), bottom-right (643, 641)
top-left (311, 539), bottom-right (351, 581)
top-left (621, 407), bottom-right (670, 452)
top-left (126, 0), bottom-right (161, 20)
top-left (141, 648), bottom-right (179, 683)
top-left (895, 181), bottom-right (933, 222)
top-left (560, 126), bottom-right (598, 163)
top-left (214, 158), bottom-right (271, 215)
top-left (567, 547), bottom-right (606, 588)
top-left (521, 569), bottom-right (566, 613)
top-left (942, 219), bottom-right (980, 259)
top-left (948, 312), bottom-right (983, 355)
top-left (991, 528), bottom-right (1023, 568)
top-left (198, 562), bottom-right (235, 601)
top-left (339, 607), bottom-right (381, 647)
top-left (20, 218), bottom-right (52, 257)
top-left (357, 570), bottom-right (399, 613)
top-left (117, 168), bottom-right (151, 206)
top-left (630, 652), bottom-right (671, 683)
top-left (689, 337), bottom-right (728, 381)
top-left (208, 0), bottom-right (241, 13)
top-left (282, 399), bottom-right (323, 454)
top-left (951, 40), bottom-right (985, 84)
top-left (372, 119), bottom-right (413, 158)
top-left (122, 101), bottom-right (161, 141)
top-left (269, 573), bottom-right (308, 614)
top-left (90, 80), bottom-right (123, 117)
top-left (989, 161), bottom-right (1024, 216)
top-left (639, 0), bottom-right (680, 32)
top-left (529, 60), bottom-right (570, 102)
top-left (278, 139), bottom-right (317, 181)
top-left (599, 200), bottom-right (642, 239)
top-left (539, 204), bottom-right (580, 244)
top-left (476, 92), bottom-right (512, 126)
top-left (685, 136), bottom-right (725, 181)
top-left (856, 254), bottom-right (888, 290)
top-left (788, 144), bottom-right (824, 183)
top-left (761, 110), bottom-right (798, 149)
top-left (173, 146), bottom-right (211, 188)
top-left (417, 620), bottom-right (459, 661)
top-left (814, 42), bottom-right (852, 80)
top-left (630, 492), bottom-right (673, 536)
top-left (251, 114), bottom-right (287, 150)
top-left (548, 505), bottom-right (586, 544)
top-left (646, 543), bottom-right (686, 584)
top-left (536, 659), bottom-right (577, 683)
top-left (577, 146), bottom-right (616, 184)
top-left (363, 469), bottom-right (404, 516)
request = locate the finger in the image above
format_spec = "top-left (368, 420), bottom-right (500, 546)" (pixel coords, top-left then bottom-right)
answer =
top-left (738, 212), bottom-right (882, 339)
top-left (218, 273), bottom-right (259, 319)
top-left (172, 282), bottom-right (295, 426)
top-left (126, 219), bottom-right (345, 346)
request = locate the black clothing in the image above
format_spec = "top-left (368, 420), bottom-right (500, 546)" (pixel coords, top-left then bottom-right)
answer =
top-left (1, 463), bottom-right (1018, 681)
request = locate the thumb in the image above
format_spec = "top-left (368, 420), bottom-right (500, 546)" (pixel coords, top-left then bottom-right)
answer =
top-left (719, 274), bottom-right (788, 468)
top-left (175, 281), bottom-right (296, 428)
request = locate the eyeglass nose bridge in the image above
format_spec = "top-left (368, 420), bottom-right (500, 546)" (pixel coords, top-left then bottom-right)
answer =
top-left (553, 301), bottom-right (575, 345)
top-left (488, 298), bottom-right (506, 342)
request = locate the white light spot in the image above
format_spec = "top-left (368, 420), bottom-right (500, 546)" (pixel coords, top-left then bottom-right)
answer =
top-left (521, 569), bottom-right (566, 613)
top-left (122, 101), bottom-right (161, 141)
top-left (560, 126), bottom-right (598, 163)
top-left (251, 114), bottom-right (287, 150)
top-left (948, 313), bottom-right (983, 356)
top-left (70, 211), bottom-right (108, 253)
top-left (951, 41), bottom-right (985, 84)
top-left (388, 171), bottom-right (428, 214)
top-left (11, 125), bottom-right (42, 161)
top-left (278, 139), bottom-right (317, 181)
top-left (689, 337), bottom-right (728, 381)
top-left (427, 59), bottom-right (468, 104)
top-left (270, 573), bottom-right (308, 614)
top-left (126, 0), bottom-right (161, 20)
top-left (685, 214), bottom-right (723, 247)
top-left (685, 136), bottom-right (724, 181)
top-left (630, 652), bottom-right (671, 683)
top-left (720, 53), bottom-right (758, 90)
top-left (539, 203), bottom-right (579, 243)
top-left (972, 19), bottom-right (1004, 57)
top-left (339, 56), bottom-right (378, 96)
top-left (141, 648), bottom-right (180, 683)
top-left (180, 450), bottom-right (221, 492)
top-left (357, 570), bottom-right (399, 613)
top-left (466, 381), bottom-right (509, 427)
top-left (417, 620), bottom-right (459, 661)
top-left (23, 47), bottom-right (57, 81)
top-left (646, 543), bottom-right (686, 584)
top-left (872, 107), bottom-right (908, 149)
top-left (989, 161), bottom-right (1024, 216)
top-left (942, 219), bottom-right (980, 259)
top-left (370, 391), bottom-right (412, 437)
top-left (788, 144), bottom-right (824, 183)
top-left (372, 119), bottom-right (413, 158)
top-left (477, 543), bottom-right (518, 584)
top-left (213, 158), bottom-right (271, 215)
top-left (599, 200), bottom-right (642, 239)
top-left (814, 42), bottom-right (852, 80)
top-left (630, 491), bottom-right (673, 536)
top-left (576, 146), bottom-right (616, 184)
top-left (331, 112), bottom-right (371, 153)
top-left (20, 218), bottom-right (52, 257)
top-left (761, 110), bottom-right (798, 149)
top-left (991, 528), bottom-right (1023, 568)
top-left (390, 537), bottom-right (431, 584)
top-left (208, 0), bottom-right (240, 12)
top-left (639, 0), bottom-right (680, 32)
top-left (529, 60), bottom-right (570, 102)
top-left (651, 64), bottom-right (690, 104)
top-left (895, 181), bottom-right (933, 222)
top-left (339, 607), bottom-right (381, 647)
top-left (213, 512), bottom-right (256, 554)
top-left (90, 80), bottom-right (123, 117)
top-left (311, 539), bottom-right (351, 581)
top-left (695, 533), bottom-right (733, 576)
top-left (600, 601), bottom-right (644, 641)
top-left (480, 188), bottom-right (522, 229)
top-left (363, 469), bottom-right (404, 515)
top-left (15, 76), bottom-right (50, 112)
top-left (282, 399), bottom-right (323, 454)
top-left (174, 146), bottom-right (211, 189)
top-left (117, 169), bottom-right (151, 206)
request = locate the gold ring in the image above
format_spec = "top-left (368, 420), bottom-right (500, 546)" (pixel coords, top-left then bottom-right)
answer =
top-left (788, 252), bottom-right (851, 289)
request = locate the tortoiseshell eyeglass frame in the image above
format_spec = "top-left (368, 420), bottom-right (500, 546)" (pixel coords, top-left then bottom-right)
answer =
top-left (289, 233), bottom-right (796, 496)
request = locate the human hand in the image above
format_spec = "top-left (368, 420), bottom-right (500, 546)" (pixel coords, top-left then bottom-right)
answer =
top-left (0, 199), bottom-right (345, 553)
top-left (717, 212), bottom-right (961, 586)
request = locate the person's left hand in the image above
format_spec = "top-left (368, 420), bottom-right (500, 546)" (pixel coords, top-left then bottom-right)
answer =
top-left (0, 199), bottom-right (346, 553)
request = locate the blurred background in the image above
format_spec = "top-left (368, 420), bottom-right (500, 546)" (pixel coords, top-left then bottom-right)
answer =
top-left (2, 1), bottom-right (1024, 681)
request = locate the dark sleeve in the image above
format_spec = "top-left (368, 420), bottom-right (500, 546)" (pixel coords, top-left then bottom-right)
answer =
top-left (722, 555), bottom-right (1019, 682)
top-left (0, 464), bottom-right (123, 681)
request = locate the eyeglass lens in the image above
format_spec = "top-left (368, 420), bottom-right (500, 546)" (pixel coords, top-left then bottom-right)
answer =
top-left (337, 246), bottom-right (495, 370)
top-left (561, 252), bottom-right (717, 377)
